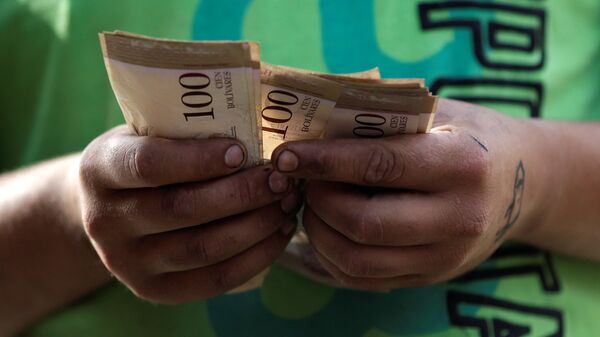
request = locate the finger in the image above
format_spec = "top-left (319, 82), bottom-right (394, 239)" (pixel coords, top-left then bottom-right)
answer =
top-left (271, 132), bottom-right (484, 190)
top-left (139, 204), bottom-right (293, 273)
top-left (305, 181), bottom-right (452, 246)
top-left (314, 251), bottom-right (431, 291)
top-left (143, 227), bottom-right (295, 304)
top-left (303, 207), bottom-right (444, 278)
top-left (119, 165), bottom-right (297, 234)
top-left (83, 125), bottom-right (248, 189)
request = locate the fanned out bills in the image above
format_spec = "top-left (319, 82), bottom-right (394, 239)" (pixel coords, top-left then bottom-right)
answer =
top-left (99, 31), bottom-right (438, 291)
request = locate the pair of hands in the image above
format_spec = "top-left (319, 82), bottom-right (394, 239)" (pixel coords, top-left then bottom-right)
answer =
top-left (79, 99), bottom-right (532, 303)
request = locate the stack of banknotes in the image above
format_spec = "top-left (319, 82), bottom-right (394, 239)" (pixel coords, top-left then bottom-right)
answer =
top-left (99, 31), bottom-right (438, 290)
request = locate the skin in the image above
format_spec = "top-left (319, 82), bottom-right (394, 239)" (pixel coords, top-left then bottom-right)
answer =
top-left (0, 126), bottom-right (299, 336)
top-left (1, 99), bottom-right (599, 334)
top-left (271, 98), bottom-right (600, 290)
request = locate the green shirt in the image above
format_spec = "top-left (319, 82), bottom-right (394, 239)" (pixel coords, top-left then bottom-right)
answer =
top-left (2, 0), bottom-right (600, 336)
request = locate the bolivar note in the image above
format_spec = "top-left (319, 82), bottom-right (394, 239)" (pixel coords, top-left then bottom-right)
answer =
top-left (324, 79), bottom-right (438, 138)
top-left (260, 64), bottom-right (343, 158)
top-left (100, 31), bottom-right (263, 166)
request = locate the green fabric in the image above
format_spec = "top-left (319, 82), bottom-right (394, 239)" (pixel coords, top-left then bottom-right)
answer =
top-left (1, 0), bottom-right (600, 336)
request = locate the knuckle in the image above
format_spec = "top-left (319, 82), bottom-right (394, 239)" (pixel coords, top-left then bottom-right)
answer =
top-left (461, 206), bottom-right (489, 238)
top-left (471, 207), bottom-right (490, 236)
top-left (315, 157), bottom-right (332, 176)
top-left (127, 140), bottom-right (157, 185)
top-left (232, 176), bottom-right (256, 207)
top-left (160, 186), bottom-right (201, 221)
top-left (78, 150), bottom-right (98, 188)
top-left (82, 208), bottom-right (111, 239)
top-left (305, 146), bottom-right (334, 176)
top-left (460, 147), bottom-right (490, 184)
top-left (188, 236), bottom-right (212, 264)
top-left (436, 244), bottom-right (469, 272)
top-left (100, 248), bottom-right (127, 275)
top-left (361, 144), bottom-right (402, 185)
top-left (345, 217), bottom-right (369, 243)
top-left (344, 210), bottom-right (383, 244)
top-left (210, 233), bottom-right (236, 260)
top-left (173, 235), bottom-right (213, 268)
top-left (447, 194), bottom-right (489, 238)
top-left (447, 244), bottom-right (470, 269)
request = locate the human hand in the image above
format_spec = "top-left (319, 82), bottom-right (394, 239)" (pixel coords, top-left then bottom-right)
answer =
top-left (78, 126), bottom-right (299, 303)
top-left (271, 99), bottom-right (545, 290)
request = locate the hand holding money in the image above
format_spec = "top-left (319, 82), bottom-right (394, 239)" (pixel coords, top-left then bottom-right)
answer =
top-left (272, 98), bottom-right (531, 290)
top-left (79, 125), bottom-right (300, 303)
top-left (98, 31), bottom-right (439, 295)
top-left (100, 31), bottom-right (263, 165)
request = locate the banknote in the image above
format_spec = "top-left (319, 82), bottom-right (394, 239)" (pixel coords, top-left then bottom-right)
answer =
top-left (100, 31), bottom-right (263, 166)
top-left (325, 81), bottom-right (438, 139)
top-left (260, 64), bottom-right (343, 158)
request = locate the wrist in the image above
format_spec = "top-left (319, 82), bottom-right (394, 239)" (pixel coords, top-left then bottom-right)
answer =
top-left (60, 154), bottom-right (85, 231)
top-left (507, 119), bottom-right (561, 242)
top-left (0, 154), bottom-right (110, 335)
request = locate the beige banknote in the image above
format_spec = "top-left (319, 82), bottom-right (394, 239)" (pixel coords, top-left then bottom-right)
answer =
top-left (100, 31), bottom-right (263, 166)
top-left (260, 64), bottom-right (343, 158)
top-left (325, 83), bottom-right (438, 139)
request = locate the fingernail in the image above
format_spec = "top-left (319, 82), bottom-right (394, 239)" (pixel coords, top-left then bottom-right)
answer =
top-left (281, 220), bottom-right (296, 236)
top-left (224, 144), bottom-right (244, 168)
top-left (280, 192), bottom-right (299, 214)
top-left (269, 171), bottom-right (289, 194)
top-left (276, 150), bottom-right (299, 172)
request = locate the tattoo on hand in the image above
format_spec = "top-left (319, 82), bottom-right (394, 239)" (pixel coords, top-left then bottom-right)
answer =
top-left (495, 160), bottom-right (525, 242)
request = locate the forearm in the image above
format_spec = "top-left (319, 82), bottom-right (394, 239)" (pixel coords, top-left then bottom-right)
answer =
top-left (512, 120), bottom-right (600, 261)
top-left (0, 154), bottom-right (110, 336)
